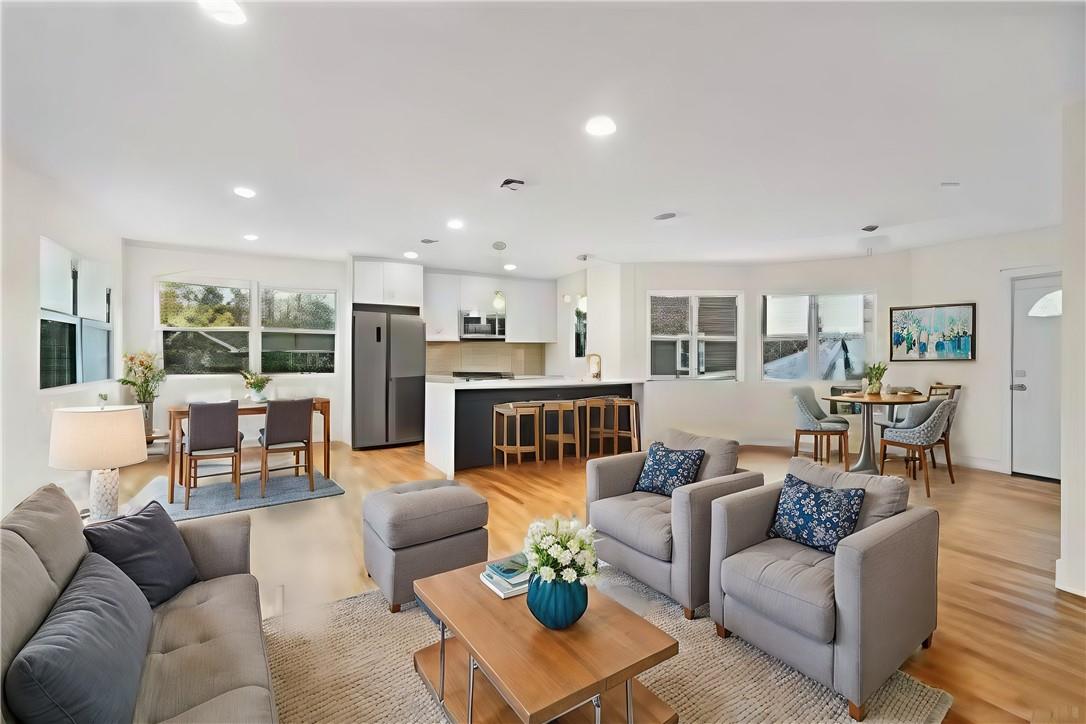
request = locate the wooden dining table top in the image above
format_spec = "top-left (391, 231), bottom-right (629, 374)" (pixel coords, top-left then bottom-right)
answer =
top-left (822, 391), bottom-right (930, 405)
top-left (167, 397), bottom-right (330, 416)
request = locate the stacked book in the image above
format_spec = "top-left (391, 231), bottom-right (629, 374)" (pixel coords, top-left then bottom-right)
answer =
top-left (479, 553), bottom-right (530, 599)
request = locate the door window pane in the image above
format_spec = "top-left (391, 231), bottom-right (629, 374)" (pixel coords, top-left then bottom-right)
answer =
top-left (159, 281), bottom-right (250, 327)
top-left (261, 289), bottom-right (335, 330)
top-left (261, 332), bottom-right (335, 373)
top-left (40, 318), bottom-right (77, 388)
top-left (163, 330), bottom-right (249, 374)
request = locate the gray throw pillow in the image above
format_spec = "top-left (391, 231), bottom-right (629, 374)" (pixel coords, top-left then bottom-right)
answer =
top-left (4, 552), bottom-right (152, 724)
top-left (84, 500), bottom-right (197, 606)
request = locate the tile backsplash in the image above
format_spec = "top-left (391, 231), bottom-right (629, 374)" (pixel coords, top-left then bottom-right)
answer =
top-left (426, 342), bottom-right (546, 375)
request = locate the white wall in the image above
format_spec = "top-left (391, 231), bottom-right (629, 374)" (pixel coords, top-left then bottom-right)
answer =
top-left (122, 242), bottom-right (351, 444)
top-left (586, 261), bottom-right (623, 379)
top-left (1058, 101), bottom-right (1085, 597)
top-left (545, 270), bottom-right (587, 378)
top-left (622, 228), bottom-right (1063, 472)
top-left (1, 154), bottom-right (125, 513)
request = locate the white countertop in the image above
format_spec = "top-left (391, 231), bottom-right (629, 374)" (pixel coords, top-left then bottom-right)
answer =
top-left (425, 376), bottom-right (644, 390)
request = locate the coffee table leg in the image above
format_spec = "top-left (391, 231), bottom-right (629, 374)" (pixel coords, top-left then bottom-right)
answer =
top-left (626, 680), bottom-right (634, 724)
top-left (592, 694), bottom-right (602, 724)
top-left (467, 655), bottom-right (478, 723)
top-left (438, 620), bottom-right (446, 703)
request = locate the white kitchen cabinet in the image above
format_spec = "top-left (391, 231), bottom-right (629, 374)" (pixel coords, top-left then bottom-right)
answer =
top-left (459, 275), bottom-right (503, 316)
top-left (353, 260), bottom-right (423, 307)
top-left (505, 278), bottom-right (558, 343)
top-left (423, 272), bottom-right (460, 341)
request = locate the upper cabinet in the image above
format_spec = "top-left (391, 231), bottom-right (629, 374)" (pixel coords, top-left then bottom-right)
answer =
top-left (423, 272), bottom-right (460, 341)
top-left (353, 260), bottom-right (423, 308)
top-left (459, 275), bottom-right (503, 316)
top-left (505, 278), bottom-right (558, 343)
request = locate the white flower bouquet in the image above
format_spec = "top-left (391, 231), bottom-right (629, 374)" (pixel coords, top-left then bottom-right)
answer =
top-left (522, 516), bottom-right (598, 586)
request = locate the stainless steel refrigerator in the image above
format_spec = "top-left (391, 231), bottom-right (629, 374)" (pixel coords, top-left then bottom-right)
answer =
top-left (352, 306), bottom-right (425, 448)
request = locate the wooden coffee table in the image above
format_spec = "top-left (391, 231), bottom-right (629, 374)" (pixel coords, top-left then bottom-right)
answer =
top-left (413, 563), bottom-right (678, 724)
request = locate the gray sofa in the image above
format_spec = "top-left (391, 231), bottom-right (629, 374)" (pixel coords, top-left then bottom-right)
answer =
top-left (1, 485), bottom-right (277, 723)
top-left (587, 429), bottom-right (764, 618)
top-left (709, 458), bottom-right (939, 721)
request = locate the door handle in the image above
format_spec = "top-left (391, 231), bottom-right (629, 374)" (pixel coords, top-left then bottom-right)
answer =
top-left (1010, 383), bottom-right (1027, 391)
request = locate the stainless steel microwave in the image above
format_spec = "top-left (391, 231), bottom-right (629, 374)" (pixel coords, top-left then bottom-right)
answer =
top-left (459, 311), bottom-right (506, 339)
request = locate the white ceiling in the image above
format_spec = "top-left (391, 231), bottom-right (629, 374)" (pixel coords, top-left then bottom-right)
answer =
top-left (3, 1), bottom-right (1083, 278)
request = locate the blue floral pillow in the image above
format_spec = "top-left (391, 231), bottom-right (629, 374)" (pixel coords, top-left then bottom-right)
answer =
top-left (769, 474), bottom-right (866, 553)
top-left (634, 442), bottom-right (705, 496)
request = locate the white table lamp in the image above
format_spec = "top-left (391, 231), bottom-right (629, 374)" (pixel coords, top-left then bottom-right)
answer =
top-left (49, 405), bottom-right (148, 521)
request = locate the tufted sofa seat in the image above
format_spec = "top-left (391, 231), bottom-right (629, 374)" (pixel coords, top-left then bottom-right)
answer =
top-left (1, 485), bottom-right (277, 724)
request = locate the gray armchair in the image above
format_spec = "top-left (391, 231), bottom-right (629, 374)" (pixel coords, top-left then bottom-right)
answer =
top-left (709, 457), bottom-right (938, 721)
top-left (586, 428), bottom-right (764, 619)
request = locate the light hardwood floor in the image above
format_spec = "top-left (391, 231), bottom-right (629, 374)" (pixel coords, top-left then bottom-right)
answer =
top-left (119, 443), bottom-right (1086, 723)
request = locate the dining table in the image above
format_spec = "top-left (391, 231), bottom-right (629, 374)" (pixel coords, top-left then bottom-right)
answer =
top-left (822, 391), bottom-right (929, 474)
top-left (165, 398), bottom-right (331, 504)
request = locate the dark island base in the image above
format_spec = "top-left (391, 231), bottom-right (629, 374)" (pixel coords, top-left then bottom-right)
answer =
top-left (454, 384), bottom-right (635, 470)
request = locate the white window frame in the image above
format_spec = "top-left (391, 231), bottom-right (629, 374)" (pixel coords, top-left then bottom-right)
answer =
top-left (258, 285), bottom-right (338, 376)
top-left (760, 292), bottom-right (875, 382)
top-left (646, 290), bottom-right (744, 381)
top-left (155, 276), bottom-right (255, 376)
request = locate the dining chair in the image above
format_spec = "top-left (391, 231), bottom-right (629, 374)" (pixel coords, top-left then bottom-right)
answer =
top-left (182, 401), bottom-right (243, 510)
top-left (259, 398), bottom-right (315, 496)
top-left (791, 386), bottom-right (850, 466)
top-left (877, 383), bottom-right (961, 474)
top-left (880, 399), bottom-right (957, 497)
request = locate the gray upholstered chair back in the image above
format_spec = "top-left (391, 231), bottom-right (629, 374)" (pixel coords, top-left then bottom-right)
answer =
top-left (791, 385), bottom-right (827, 430)
top-left (264, 398), bottom-right (313, 446)
top-left (885, 399), bottom-right (955, 446)
top-left (187, 401), bottom-right (240, 452)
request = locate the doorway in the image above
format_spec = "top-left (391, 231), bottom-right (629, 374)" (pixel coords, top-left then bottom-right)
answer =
top-left (1011, 274), bottom-right (1062, 479)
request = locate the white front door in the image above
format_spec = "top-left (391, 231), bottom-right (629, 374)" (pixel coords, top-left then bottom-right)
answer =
top-left (1011, 274), bottom-right (1062, 479)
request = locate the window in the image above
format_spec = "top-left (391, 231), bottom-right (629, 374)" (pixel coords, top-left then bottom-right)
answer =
top-left (259, 288), bottom-right (335, 373)
top-left (762, 293), bottom-right (874, 381)
top-left (649, 293), bottom-right (740, 379)
top-left (40, 313), bottom-right (78, 389)
top-left (159, 281), bottom-right (251, 374)
top-left (574, 295), bottom-right (587, 358)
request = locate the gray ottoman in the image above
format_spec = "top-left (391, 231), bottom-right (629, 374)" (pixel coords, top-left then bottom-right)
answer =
top-left (362, 479), bottom-right (488, 612)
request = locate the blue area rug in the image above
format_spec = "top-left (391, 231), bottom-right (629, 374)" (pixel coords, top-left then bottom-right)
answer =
top-left (124, 470), bottom-right (345, 521)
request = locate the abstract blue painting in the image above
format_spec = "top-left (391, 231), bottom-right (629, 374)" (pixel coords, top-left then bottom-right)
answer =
top-left (890, 303), bottom-right (976, 361)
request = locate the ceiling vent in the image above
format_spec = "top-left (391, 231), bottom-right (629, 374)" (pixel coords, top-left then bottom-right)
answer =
top-left (492, 241), bottom-right (508, 251)
top-left (861, 224), bottom-right (879, 233)
top-left (653, 212), bottom-right (677, 221)
top-left (420, 238), bottom-right (439, 244)
top-left (499, 178), bottom-right (525, 191)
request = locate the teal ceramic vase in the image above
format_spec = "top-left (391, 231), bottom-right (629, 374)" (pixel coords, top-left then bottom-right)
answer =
top-left (526, 574), bottom-right (588, 630)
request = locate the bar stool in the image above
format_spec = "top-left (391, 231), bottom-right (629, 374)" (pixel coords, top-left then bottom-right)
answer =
top-left (493, 402), bottom-right (542, 468)
top-left (580, 396), bottom-right (617, 458)
top-left (541, 400), bottom-right (581, 463)
top-left (601, 398), bottom-right (641, 455)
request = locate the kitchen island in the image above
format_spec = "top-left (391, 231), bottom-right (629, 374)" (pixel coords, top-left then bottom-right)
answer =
top-left (424, 377), bottom-right (644, 477)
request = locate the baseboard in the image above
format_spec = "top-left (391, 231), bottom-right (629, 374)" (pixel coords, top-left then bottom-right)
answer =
top-left (1056, 559), bottom-right (1086, 597)
top-left (739, 441), bottom-right (1004, 473)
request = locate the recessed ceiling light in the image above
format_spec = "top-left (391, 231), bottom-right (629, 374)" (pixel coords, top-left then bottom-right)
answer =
top-left (446, 218), bottom-right (464, 230)
top-left (198, 0), bottom-right (247, 25)
top-left (653, 212), bottom-right (677, 221)
top-left (233, 186), bottom-right (256, 199)
top-left (242, 234), bottom-right (259, 241)
top-left (403, 251), bottom-right (419, 260)
top-left (492, 241), bottom-right (507, 251)
top-left (585, 115), bottom-right (617, 137)
top-left (503, 263), bottom-right (517, 271)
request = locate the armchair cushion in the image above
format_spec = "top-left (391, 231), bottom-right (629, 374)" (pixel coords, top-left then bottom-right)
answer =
top-left (660, 429), bottom-right (739, 480)
top-left (590, 492), bottom-right (672, 561)
top-left (634, 442), bottom-right (705, 496)
top-left (721, 537), bottom-right (836, 643)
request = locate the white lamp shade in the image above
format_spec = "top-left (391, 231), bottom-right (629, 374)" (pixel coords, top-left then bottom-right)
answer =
top-left (49, 406), bottom-right (148, 471)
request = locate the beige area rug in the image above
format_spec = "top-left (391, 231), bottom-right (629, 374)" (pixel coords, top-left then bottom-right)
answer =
top-left (263, 568), bottom-right (952, 723)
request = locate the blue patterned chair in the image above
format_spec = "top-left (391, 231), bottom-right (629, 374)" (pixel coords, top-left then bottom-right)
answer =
top-left (792, 386), bottom-right (850, 466)
top-left (880, 399), bottom-right (957, 497)
top-left (709, 457), bottom-right (939, 721)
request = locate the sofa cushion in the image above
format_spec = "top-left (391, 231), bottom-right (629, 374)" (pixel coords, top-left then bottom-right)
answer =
top-left (363, 479), bottom-right (488, 549)
top-left (133, 574), bottom-right (276, 724)
top-left (662, 429), bottom-right (739, 480)
top-left (5, 552), bottom-right (152, 724)
top-left (769, 474), bottom-right (865, 553)
top-left (84, 501), bottom-right (198, 606)
top-left (634, 442), bottom-right (705, 496)
top-left (1, 483), bottom-right (86, 590)
top-left (722, 538), bottom-right (836, 643)
top-left (787, 457), bottom-right (909, 531)
top-left (590, 492), bottom-right (673, 561)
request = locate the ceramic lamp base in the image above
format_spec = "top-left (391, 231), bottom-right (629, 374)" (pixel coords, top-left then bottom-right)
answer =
top-left (89, 468), bottom-right (120, 522)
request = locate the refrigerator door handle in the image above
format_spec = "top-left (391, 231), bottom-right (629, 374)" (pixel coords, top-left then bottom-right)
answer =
top-left (376, 326), bottom-right (381, 343)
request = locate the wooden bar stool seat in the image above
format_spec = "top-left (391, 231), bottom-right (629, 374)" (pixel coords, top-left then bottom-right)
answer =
top-left (493, 402), bottom-right (542, 468)
top-left (599, 398), bottom-right (641, 455)
top-left (541, 400), bottom-right (581, 463)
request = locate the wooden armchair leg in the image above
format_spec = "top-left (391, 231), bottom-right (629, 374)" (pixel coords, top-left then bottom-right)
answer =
top-left (682, 607), bottom-right (695, 620)
top-left (922, 632), bottom-right (934, 649)
top-left (848, 701), bottom-right (866, 721)
top-left (715, 623), bottom-right (731, 638)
